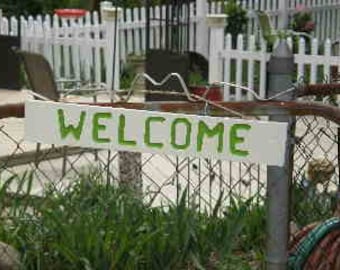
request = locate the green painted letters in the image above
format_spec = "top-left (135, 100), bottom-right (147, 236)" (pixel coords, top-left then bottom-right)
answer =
top-left (144, 116), bottom-right (165, 149)
top-left (197, 121), bottom-right (224, 153)
top-left (57, 109), bottom-right (86, 140)
top-left (118, 114), bottom-right (137, 146)
top-left (92, 112), bottom-right (112, 143)
top-left (170, 118), bottom-right (192, 150)
top-left (230, 124), bottom-right (251, 157)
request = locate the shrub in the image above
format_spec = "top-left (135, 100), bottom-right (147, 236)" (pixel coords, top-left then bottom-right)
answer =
top-left (0, 172), bottom-right (265, 269)
top-left (291, 5), bottom-right (315, 35)
top-left (224, 0), bottom-right (248, 48)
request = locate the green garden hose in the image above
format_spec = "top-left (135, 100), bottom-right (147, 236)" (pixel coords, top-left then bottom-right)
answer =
top-left (288, 217), bottom-right (340, 269)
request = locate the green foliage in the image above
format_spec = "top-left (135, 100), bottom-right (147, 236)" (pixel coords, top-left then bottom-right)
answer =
top-left (291, 179), bottom-right (336, 227)
top-left (224, 0), bottom-right (248, 48)
top-left (120, 63), bottom-right (136, 89)
top-left (290, 5), bottom-right (315, 54)
top-left (0, 0), bottom-right (91, 17)
top-left (0, 171), bottom-right (266, 269)
top-left (1, 0), bottom-right (162, 17)
top-left (189, 72), bottom-right (208, 86)
top-left (290, 5), bottom-right (315, 35)
top-left (256, 11), bottom-right (277, 50)
top-left (113, 0), bottom-right (161, 8)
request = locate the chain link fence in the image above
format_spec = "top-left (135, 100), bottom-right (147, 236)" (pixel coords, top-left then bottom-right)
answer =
top-left (0, 109), bottom-right (266, 210)
top-left (292, 83), bottom-right (339, 223)
top-left (0, 93), bottom-right (338, 210)
top-left (0, 86), bottom-right (339, 268)
top-left (288, 84), bottom-right (340, 269)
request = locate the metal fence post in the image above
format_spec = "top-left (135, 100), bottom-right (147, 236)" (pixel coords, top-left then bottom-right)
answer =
top-left (266, 40), bottom-right (295, 270)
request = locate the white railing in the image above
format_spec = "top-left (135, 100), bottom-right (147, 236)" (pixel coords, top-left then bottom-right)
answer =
top-left (209, 0), bottom-right (340, 42)
top-left (0, 3), bottom-right (198, 88)
top-left (1, 12), bottom-right (116, 89)
top-left (22, 13), bottom-right (108, 85)
top-left (1, 0), bottom-right (339, 96)
top-left (209, 31), bottom-right (340, 101)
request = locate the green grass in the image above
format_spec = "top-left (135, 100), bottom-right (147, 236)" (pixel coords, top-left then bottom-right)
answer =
top-left (1, 168), bottom-right (336, 269)
top-left (291, 180), bottom-right (336, 227)
top-left (0, 171), bottom-right (266, 270)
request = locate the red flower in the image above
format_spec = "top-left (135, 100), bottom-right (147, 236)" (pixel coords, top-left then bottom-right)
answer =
top-left (303, 21), bottom-right (315, 32)
top-left (295, 4), bottom-right (306, 12)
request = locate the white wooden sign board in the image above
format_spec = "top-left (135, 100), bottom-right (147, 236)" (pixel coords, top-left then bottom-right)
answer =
top-left (25, 100), bottom-right (288, 166)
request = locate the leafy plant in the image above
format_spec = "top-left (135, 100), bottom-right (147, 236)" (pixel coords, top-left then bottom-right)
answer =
top-left (0, 0), bottom-right (89, 17)
top-left (189, 72), bottom-right (208, 86)
top-left (289, 5), bottom-right (316, 53)
top-left (291, 175), bottom-right (336, 227)
top-left (290, 5), bottom-right (315, 35)
top-left (224, 0), bottom-right (248, 48)
top-left (120, 62), bottom-right (136, 89)
top-left (0, 0), bottom-right (162, 16)
top-left (0, 171), bottom-right (266, 269)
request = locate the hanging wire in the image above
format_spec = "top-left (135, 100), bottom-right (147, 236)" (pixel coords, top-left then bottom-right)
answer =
top-left (119, 72), bottom-right (299, 102)
top-left (116, 72), bottom-right (299, 119)
top-left (27, 70), bottom-right (299, 121)
top-left (216, 81), bottom-right (298, 101)
top-left (120, 72), bottom-right (195, 101)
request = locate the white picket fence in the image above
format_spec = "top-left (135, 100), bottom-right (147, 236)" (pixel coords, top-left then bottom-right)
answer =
top-left (209, 0), bottom-right (340, 42)
top-left (0, 3), bottom-right (198, 89)
top-left (0, 0), bottom-right (339, 97)
top-left (0, 12), bottom-right (118, 89)
top-left (209, 32), bottom-right (340, 101)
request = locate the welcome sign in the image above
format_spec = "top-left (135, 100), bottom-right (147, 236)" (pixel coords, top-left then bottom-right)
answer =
top-left (25, 100), bottom-right (288, 166)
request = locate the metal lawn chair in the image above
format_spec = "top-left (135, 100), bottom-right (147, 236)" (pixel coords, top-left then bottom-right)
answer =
top-left (16, 50), bottom-right (108, 102)
top-left (16, 50), bottom-right (107, 175)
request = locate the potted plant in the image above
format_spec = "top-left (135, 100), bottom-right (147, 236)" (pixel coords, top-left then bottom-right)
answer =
top-left (290, 4), bottom-right (315, 53)
top-left (189, 72), bottom-right (223, 101)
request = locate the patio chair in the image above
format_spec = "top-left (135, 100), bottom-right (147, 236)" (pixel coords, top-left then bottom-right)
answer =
top-left (15, 50), bottom-right (108, 102)
top-left (16, 50), bottom-right (108, 174)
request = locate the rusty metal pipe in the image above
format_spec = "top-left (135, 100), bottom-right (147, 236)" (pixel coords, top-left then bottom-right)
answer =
top-left (1, 101), bottom-right (340, 125)
top-left (298, 83), bottom-right (340, 97)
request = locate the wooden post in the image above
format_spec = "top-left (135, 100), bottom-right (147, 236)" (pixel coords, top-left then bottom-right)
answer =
top-left (118, 56), bottom-right (144, 195)
top-left (196, 0), bottom-right (209, 59)
top-left (278, 0), bottom-right (289, 30)
top-left (101, 6), bottom-right (121, 92)
top-left (102, 4), bottom-right (143, 193)
top-left (206, 14), bottom-right (227, 86)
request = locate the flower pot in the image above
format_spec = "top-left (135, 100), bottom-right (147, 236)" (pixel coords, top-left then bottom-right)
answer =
top-left (189, 85), bottom-right (222, 101)
top-left (54, 9), bottom-right (87, 19)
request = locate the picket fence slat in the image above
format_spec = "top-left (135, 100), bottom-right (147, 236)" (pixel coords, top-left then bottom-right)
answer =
top-left (310, 38), bottom-right (318, 84)
top-left (223, 34), bottom-right (232, 101)
top-left (247, 35), bottom-right (256, 101)
top-left (235, 34), bottom-right (243, 101)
